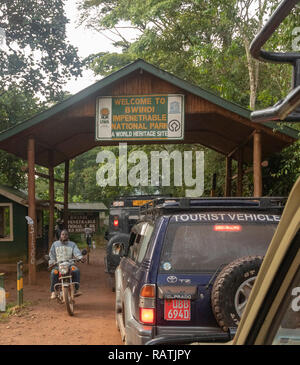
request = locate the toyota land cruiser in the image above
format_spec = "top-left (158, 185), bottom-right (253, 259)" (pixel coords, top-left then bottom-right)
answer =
top-left (114, 197), bottom-right (285, 344)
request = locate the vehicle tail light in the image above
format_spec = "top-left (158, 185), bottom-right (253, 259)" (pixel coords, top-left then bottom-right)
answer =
top-left (140, 308), bottom-right (155, 324)
top-left (113, 216), bottom-right (119, 228)
top-left (139, 284), bottom-right (156, 325)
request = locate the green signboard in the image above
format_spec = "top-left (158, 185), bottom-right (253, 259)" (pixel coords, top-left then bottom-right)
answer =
top-left (96, 94), bottom-right (184, 141)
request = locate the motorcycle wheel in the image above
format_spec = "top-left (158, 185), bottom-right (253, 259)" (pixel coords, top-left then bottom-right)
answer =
top-left (63, 286), bottom-right (74, 316)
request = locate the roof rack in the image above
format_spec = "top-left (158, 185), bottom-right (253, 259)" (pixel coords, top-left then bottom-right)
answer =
top-left (140, 197), bottom-right (287, 217)
top-left (111, 194), bottom-right (172, 207)
top-left (113, 194), bottom-right (172, 200)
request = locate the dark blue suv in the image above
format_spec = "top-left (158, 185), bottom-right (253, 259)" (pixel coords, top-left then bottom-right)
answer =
top-left (115, 197), bottom-right (285, 345)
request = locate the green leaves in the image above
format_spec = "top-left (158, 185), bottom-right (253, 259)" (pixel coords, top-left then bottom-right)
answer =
top-left (0, 1), bottom-right (84, 188)
top-left (79, 0), bottom-right (299, 110)
top-left (85, 52), bottom-right (135, 76)
top-left (0, 0), bottom-right (82, 99)
top-left (77, 0), bottom-right (300, 197)
top-left (0, 87), bottom-right (46, 188)
top-left (0, 151), bottom-right (25, 189)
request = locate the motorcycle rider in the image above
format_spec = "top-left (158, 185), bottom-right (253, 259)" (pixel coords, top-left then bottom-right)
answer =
top-left (48, 229), bottom-right (84, 300)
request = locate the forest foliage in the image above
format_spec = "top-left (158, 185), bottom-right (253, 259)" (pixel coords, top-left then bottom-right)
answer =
top-left (0, 0), bottom-right (299, 204)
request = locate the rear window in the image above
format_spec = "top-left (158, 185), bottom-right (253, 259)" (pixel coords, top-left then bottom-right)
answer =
top-left (159, 214), bottom-right (280, 273)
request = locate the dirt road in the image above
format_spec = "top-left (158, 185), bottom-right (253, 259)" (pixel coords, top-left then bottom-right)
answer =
top-left (0, 247), bottom-right (123, 345)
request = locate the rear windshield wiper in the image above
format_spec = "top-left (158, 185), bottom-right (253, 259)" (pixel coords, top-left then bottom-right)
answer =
top-left (205, 263), bottom-right (228, 290)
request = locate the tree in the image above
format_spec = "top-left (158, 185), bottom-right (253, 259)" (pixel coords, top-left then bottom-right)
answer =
top-left (67, 143), bottom-right (224, 204)
top-left (79, 0), bottom-right (298, 110)
top-left (78, 0), bottom-right (299, 199)
top-left (263, 124), bottom-right (300, 196)
top-left (0, 1), bottom-right (82, 188)
top-left (0, 0), bottom-right (82, 100)
top-left (0, 88), bottom-right (45, 188)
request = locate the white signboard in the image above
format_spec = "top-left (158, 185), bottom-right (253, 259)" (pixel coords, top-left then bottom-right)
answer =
top-left (96, 94), bottom-right (184, 141)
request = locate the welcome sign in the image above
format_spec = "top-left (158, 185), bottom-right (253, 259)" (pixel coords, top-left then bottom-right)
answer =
top-left (96, 94), bottom-right (184, 141)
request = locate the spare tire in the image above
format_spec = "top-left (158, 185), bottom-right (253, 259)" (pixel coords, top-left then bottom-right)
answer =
top-left (211, 256), bottom-right (263, 332)
top-left (105, 233), bottom-right (130, 292)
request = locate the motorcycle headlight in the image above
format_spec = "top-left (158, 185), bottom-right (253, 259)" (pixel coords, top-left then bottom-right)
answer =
top-left (59, 263), bottom-right (69, 275)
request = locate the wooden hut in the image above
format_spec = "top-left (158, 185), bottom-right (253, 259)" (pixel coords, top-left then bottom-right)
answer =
top-left (0, 185), bottom-right (47, 264)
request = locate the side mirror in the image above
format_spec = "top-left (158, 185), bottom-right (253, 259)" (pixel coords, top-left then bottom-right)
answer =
top-left (112, 242), bottom-right (125, 256)
top-left (81, 249), bottom-right (88, 256)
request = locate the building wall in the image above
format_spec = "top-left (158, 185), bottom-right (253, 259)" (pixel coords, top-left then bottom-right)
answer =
top-left (0, 195), bottom-right (28, 264)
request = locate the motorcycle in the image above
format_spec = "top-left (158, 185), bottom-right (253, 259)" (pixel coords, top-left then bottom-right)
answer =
top-left (45, 249), bottom-right (87, 316)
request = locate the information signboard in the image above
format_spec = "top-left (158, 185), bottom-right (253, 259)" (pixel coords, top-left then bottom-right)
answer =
top-left (96, 94), bottom-right (184, 141)
top-left (68, 214), bottom-right (97, 233)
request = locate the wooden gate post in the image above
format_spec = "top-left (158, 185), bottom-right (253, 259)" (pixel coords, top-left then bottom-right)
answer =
top-left (48, 164), bottom-right (55, 250)
top-left (63, 160), bottom-right (69, 230)
top-left (27, 137), bottom-right (36, 285)
top-left (210, 173), bottom-right (217, 197)
top-left (237, 149), bottom-right (244, 196)
top-left (253, 130), bottom-right (262, 197)
top-left (225, 156), bottom-right (232, 197)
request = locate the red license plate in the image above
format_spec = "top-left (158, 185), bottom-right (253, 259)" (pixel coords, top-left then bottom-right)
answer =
top-left (164, 299), bottom-right (191, 321)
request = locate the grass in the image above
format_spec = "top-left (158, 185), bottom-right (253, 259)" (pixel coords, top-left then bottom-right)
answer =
top-left (0, 301), bottom-right (32, 322)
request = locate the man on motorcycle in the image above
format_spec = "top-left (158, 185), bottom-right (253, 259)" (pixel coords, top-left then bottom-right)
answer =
top-left (48, 229), bottom-right (84, 299)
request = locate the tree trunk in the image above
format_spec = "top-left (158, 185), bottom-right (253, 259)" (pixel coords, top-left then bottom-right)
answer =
top-left (244, 36), bottom-right (260, 110)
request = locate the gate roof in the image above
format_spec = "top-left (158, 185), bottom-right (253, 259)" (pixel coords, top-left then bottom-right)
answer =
top-left (0, 59), bottom-right (297, 167)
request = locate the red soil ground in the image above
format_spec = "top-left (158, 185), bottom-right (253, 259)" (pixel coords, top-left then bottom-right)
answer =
top-left (0, 247), bottom-right (123, 345)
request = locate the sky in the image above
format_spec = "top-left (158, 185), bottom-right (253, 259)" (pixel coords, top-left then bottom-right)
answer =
top-left (64, 0), bottom-right (136, 95)
top-left (64, 0), bottom-right (107, 94)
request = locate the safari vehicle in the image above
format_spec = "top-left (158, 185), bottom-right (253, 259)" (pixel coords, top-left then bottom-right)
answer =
top-left (145, 0), bottom-right (300, 345)
top-left (105, 195), bottom-right (171, 242)
top-left (145, 177), bottom-right (300, 345)
top-left (114, 196), bottom-right (285, 345)
top-left (104, 196), bottom-right (153, 290)
top-left (104, 196), bottom-right (147, 242)
top-left (104, 195), bottom-right (170, 290)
